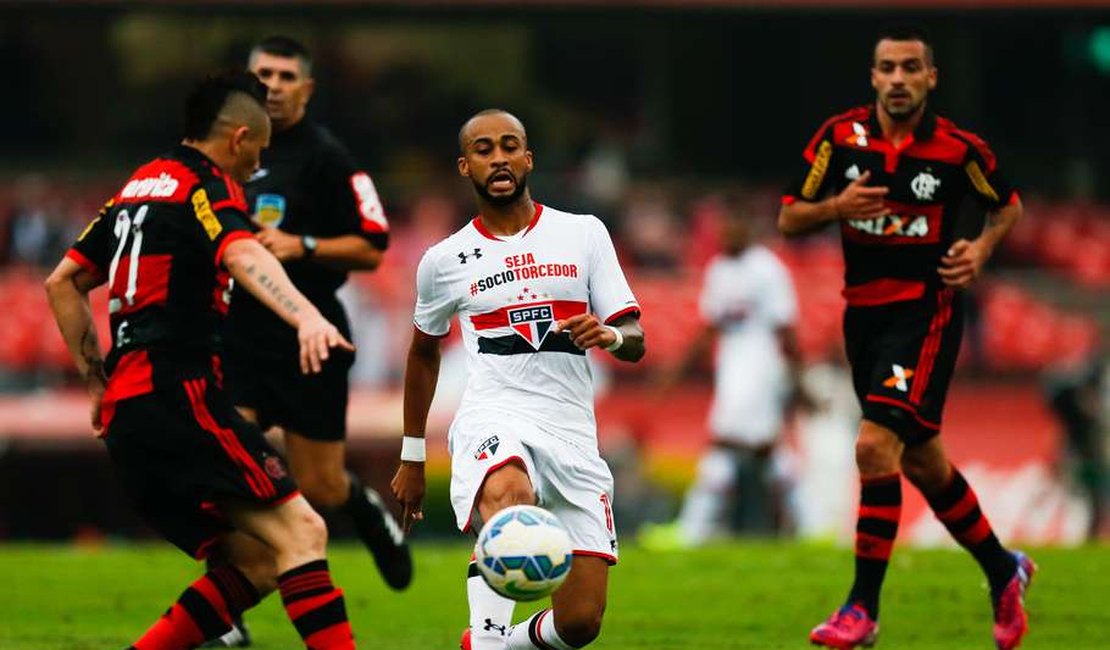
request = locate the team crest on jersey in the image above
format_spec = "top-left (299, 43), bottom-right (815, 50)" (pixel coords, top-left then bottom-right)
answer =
top-left (507, 304), bottom-right (555, 350)
top-left (474, 435), bottom-right (501, 460)
top-left (911, 171), bottom-right (941, 201)
top-left (255, 193), bottom-right (286, 227)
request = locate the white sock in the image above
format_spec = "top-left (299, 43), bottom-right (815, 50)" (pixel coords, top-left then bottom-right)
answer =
top-left (468, 560), bottom-right (516, 650)
top-left (506, 609), bottom-right (576, 649)
top-left (677, 447), bottom-right (738, 544)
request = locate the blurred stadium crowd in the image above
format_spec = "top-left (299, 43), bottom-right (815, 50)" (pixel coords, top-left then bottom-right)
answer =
top-left (1, 4), bottom-right (1108, 546)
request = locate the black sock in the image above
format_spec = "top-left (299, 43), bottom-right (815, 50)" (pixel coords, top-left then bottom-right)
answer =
top-left (846, 473), bottom-right (902, 619)
top-left (925, 468), bottom-right (1017, 598)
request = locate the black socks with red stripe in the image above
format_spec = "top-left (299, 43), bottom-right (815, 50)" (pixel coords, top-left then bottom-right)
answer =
top-left (130, 565), bottom-right (259, 650)
top-left (924, 468), bottom-right (1017, 598)
top-left (846, 473), bottom-right (902, 619)
top-left (279, 559), bottom-right (356, 650)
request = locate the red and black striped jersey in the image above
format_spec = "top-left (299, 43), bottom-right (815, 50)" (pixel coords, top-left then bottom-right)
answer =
top-left (66, 145), bottom-right (253, 410)
top-left (784, 105), bottom-right (1018, 307)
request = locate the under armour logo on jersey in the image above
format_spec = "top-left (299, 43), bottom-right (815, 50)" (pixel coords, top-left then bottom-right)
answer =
top-left (884, 364), bottom-right (915, 392)
top-left (846, 164), bottom-right (861, 180)
top-left (459, 248), bottom-right (483, 264)
top-left (483, 619), bottom-right (507, 635)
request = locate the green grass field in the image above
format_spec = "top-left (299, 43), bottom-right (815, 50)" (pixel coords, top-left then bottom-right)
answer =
top-left (1, 541), bottom-right (1107, 649)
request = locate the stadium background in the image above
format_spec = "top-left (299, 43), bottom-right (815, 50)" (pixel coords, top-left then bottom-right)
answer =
top-left (1, 0), bottom-right (1108, 553)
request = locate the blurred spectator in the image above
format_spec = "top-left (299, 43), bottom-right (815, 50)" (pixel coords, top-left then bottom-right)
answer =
top-left (1, 174), bottom-right (76, 268)
top-left (1044, 353), bottom-right (1108, 540)
top-left (618, 187), bottom-right (682, 269)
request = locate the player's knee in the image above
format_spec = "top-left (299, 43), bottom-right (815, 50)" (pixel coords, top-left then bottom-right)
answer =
top-left (556, 608), bottom-right (605, 647)
top-left (286, 504), bottom-right (329, 557)
top-left (900, 449), bottom-right (948, 492)
top-left (855, 426), bottom-right (900, 475)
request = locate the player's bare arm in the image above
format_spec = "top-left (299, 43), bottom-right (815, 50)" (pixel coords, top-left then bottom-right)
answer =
top-left (938, 197), bottom-right (1023, 289)
top-left (391, 326), bottom-right (443, 533)
top-left (44, 257), bottom-right (108, 433)
top-left (778, 170), bottom-right (890, 236)
top-left (223, 237), bottom-right (354, 373)
top-left (254, 225), bottom-right (383, 270)
top-left (555, 313), bottom-right (645, 363)
top-left (777, 325), bottom-right (818, 412)
top-left (656, 323), bottom-right (716, 392)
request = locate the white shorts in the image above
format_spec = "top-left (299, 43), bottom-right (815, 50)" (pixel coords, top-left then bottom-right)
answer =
top-left (448, 411), bottom-right (619, 564)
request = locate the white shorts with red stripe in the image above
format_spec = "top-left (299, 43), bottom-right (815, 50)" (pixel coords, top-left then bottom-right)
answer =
top-left (448, 409), bottom-right (619, 564)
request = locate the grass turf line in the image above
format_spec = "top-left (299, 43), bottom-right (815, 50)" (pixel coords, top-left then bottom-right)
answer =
top-left (0, 541), bottom-right (1106, 649)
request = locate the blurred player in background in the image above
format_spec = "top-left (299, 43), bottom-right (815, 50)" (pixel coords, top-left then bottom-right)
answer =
top-left (213, 35), bottom-right (407, 647)
top-left (778, 25), bottom-right (1032, 650)
top-left (644, 210), bottom-right (808, 546)
top-left (391, 109), bottom-right (645, 650)
top-left (45, 72), bottom-right (359, 650)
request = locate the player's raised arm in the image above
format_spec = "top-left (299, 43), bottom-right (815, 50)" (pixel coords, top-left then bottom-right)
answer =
top-left (778, 170), bottom-right (890, 236)
top-left (222, 237), bottom-right (353, 374)
top-left (555, 313), bottom-right (645, 363)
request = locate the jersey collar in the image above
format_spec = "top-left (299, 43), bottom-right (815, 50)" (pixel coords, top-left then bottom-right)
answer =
top-left (471, 202), bottom-right (545, 242)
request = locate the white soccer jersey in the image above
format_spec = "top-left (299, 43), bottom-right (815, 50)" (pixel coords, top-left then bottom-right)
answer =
top-left (413, 203), bottom-right (640, 447)
top-left (700, 244), bottom-right (798, 443)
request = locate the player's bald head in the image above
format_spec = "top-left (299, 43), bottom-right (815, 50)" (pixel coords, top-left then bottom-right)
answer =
top-left (183, 71), bottom-right (269, 142)
top-left (458, 109), bottom-right (527, 153)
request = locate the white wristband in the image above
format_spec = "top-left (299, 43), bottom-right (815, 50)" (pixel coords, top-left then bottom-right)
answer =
top-left (603, 325), bottom-right (624, 352)
top-left (400, 436), bottom-right (426, 462)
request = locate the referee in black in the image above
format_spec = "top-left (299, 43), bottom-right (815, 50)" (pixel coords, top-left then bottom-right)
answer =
top-left (211, 35), bottom-right (410, 646)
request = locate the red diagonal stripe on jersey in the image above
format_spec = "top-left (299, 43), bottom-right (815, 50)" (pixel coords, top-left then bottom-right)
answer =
top-left (470, 300), bottom-right (588, 331)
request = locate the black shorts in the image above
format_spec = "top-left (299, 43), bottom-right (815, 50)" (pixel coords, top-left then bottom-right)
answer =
top-left (104, 377), bottom-right (298, 559)
top-left (222, 346), bottom-right (353, 442)
top-left (844, 288), bottom-right (964, 445)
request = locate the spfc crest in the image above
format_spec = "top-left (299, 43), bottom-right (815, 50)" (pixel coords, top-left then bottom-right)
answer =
top-left (474, 435), bottom-right (501, 460)
top-left (507, 304), bottom-right (554, 350)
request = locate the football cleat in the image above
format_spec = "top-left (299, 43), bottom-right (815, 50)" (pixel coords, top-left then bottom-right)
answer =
top-left (360, 487), bottom-right (414, 590)
top-left (993, 551), bottom-right (1036, 650)
top-left (459, 627), bottom-right (471, 650)
top-left (810, 603), bottom-right (879, 649)
top-left (200, 616), bottom-right (251, 647)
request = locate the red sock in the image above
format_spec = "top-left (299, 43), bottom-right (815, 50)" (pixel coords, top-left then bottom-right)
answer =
top-left (131, 566), bottom-right (259, 650)
top-left (279, 560), bottom-right (355, 650)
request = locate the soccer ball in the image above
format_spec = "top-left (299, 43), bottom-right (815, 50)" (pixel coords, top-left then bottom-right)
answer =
top-left (474, 505), bottom-right (573, 601)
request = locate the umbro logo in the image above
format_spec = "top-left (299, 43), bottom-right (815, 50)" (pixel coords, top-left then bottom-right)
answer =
top-left (459, 248), bottom-right (483, 264)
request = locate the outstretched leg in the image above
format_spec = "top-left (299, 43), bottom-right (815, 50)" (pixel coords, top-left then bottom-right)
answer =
top-left (506, 556), bottom-right (608, 649)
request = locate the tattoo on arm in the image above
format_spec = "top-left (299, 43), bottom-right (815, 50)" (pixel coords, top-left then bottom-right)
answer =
top-left (80, 327), bottom-right (106, 382)
top-left (242, 262), bottom-right (300, 316)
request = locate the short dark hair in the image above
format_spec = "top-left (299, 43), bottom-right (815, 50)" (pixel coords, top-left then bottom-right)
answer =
top-left (875, 24), bottom-right (934, 65)
top-left (250, 35), bottom-right (313, 76)
top-left (183, 71), bottom-right (267, 141)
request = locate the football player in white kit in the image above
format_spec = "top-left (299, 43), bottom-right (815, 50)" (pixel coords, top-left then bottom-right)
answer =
top-left (651, 210), bottom-right (807, 545)
top-left (392, 109), bottom-right (645, 650)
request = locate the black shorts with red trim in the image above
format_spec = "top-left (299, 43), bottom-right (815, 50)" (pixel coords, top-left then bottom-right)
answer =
top-left (222, 345), bottom-right (353, 442)
top-left (103, 375), bottom-right (298, 559)
top-left (844, 287), bottom-right (963, 444)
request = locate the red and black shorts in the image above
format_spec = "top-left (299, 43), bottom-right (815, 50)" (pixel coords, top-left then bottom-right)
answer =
top-left (103, 375), bottom-right (299, 559)
top-left (844, 288), bottom-right (963, 445)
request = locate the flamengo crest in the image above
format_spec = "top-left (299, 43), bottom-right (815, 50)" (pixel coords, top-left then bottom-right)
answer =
top-left (911, 171), bottom-right (941, 201)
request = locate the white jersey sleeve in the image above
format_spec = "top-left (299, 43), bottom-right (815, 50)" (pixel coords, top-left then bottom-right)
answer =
top-left (762, 252), bottom-right (799, 327)
top-left (586, 217), bottom-right (640, 324)
top-left (413, 248), bottom-right (456, 336)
